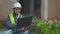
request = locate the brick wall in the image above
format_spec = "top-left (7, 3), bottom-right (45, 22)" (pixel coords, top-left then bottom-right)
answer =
top-left (0, 0), bottom-right (12, 20)
top-left (48, 0), bottom-right (60, 20)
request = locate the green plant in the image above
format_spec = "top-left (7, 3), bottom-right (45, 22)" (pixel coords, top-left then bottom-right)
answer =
top-left (52, 21), bottom-right (60, 34)
top-left (0, 21), bottom-right (6, 31)
top-left (32, 17), bottom-right (40, 24)
top-left (37, 20), bottom-right (52, 34)
top-left (28, 17), bottom-right (41, 34)
top-left (37, 19), bottom-right (60, 34)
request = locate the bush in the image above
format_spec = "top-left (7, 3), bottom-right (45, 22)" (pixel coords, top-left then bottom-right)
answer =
top-left (32, 17), bottom-right (60, 34)
top-left (28, 17), bottom-right (41, 34)
top-left (0, 21), bottom-right (6, 31)
top-left (37, 20), bottom-right (60, 34)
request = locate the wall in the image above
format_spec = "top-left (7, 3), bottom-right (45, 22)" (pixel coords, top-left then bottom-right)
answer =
top-left (0, 0), bottom-right (60, 21)
top-left (48, 0), bottom-right (60, 20)
top-left (0, 0), bottom-right (17, 20)
top-left (0, 0), bottom-right (12, 20)
top-left (48, 0), bottom-right (56, 20)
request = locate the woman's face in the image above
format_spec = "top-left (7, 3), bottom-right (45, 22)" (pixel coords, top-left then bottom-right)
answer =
top-left (13, 7), bottom-right (21, 14)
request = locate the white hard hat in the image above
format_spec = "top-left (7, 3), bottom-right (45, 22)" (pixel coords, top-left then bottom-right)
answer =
top-left (13, 2), bottom-right (22, 9)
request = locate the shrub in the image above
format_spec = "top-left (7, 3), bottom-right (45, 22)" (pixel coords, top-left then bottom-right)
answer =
top-left (37, 19), bottom-right (60, 34)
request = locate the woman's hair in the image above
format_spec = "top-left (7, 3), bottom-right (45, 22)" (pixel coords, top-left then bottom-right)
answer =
top-left (12, 8), bottom-right (23, 14)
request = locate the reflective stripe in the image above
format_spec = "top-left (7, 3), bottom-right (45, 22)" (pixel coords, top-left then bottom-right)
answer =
top-left (9, 13), bottom-right (16, 24)
top-left (17, 13), bottom-right (23, 19)
top-left (17, 13), bottom-right (20, 19)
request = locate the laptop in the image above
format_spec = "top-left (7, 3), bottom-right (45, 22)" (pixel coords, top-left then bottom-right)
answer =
top-left (16, 16), bottom-right (33, 28)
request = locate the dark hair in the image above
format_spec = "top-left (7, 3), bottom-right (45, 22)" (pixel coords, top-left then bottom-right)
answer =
top-left (13, 8), bottom-right (23, 14)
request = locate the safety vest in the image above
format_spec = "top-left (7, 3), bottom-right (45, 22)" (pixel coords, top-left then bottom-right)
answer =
top-left (9, 13), bottom-right (16, 24)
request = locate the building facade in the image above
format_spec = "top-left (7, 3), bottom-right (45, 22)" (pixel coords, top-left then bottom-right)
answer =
top-left (0, 0), bottom-right (60, 21)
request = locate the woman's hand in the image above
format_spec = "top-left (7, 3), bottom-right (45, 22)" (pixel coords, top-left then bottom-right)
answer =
top-left (20, 27), bottom-right (25, 30)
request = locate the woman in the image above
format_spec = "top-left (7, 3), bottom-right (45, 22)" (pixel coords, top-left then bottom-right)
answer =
top-left (6, 2), bottom-right (28, 34)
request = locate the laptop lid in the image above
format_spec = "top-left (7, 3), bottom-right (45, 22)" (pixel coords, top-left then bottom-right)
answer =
top-left (16, 16), bottom-right (33, 28)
